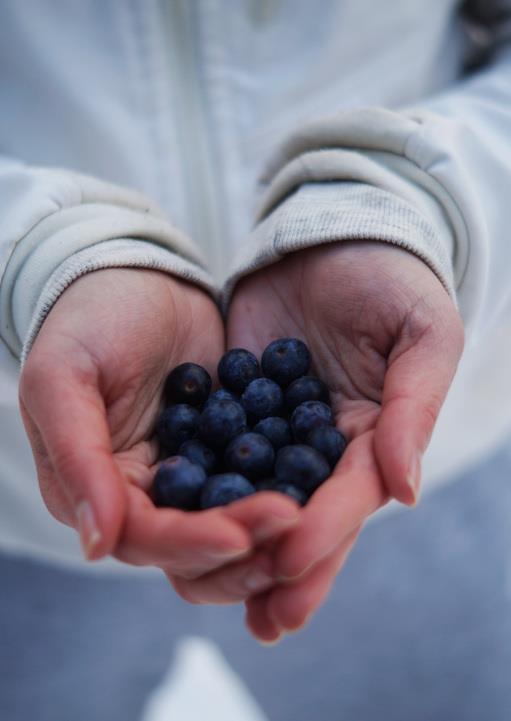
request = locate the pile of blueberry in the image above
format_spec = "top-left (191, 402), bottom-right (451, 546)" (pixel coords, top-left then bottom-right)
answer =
top-left (152, 338), bottom-right (347, 510)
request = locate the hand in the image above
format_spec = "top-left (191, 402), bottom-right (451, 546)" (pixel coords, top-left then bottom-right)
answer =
top-left (177, 241), bottom-right (464, 641)
top-left (19, 268), bottom-right (300, 581)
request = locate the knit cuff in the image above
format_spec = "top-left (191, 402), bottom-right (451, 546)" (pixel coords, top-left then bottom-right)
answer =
top-left (223, 180), bottom-right (455, 308)
top-left (20, 238), bottom-right (216, 365)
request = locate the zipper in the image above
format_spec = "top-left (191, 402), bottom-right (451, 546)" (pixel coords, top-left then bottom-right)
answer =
top-left (161, 0), bottom-right (225, 281)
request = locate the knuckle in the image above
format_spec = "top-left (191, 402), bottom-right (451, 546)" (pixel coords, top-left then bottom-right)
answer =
top-left (51, 445), bottom-right (81, 483)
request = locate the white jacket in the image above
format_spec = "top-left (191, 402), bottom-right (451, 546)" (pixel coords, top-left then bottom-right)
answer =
top-left (1, 0), bottom-right (511, 567)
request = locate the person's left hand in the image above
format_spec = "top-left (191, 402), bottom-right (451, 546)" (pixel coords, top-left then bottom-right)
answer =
top-left (171, 240), bottom-right (464, 642)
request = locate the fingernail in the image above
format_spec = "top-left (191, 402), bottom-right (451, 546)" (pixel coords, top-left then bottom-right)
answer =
top-left (253, 512), bottom-right (300, 544)
top-left (277, 559), bottom-right (314, 583)
top-left (243, 568), bottom-right (273, 592)
top-left (406, 453), bottom-right (422, 505)
top-left (76, 501), bottom-right (102, 560)
top-left (203, 546), bottom-right (250, 562)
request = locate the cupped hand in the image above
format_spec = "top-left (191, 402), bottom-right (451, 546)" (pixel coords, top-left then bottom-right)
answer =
top-left (178, 240), bottom-right (464, 641)
top-left (19, 268), bottom-right (299, 580)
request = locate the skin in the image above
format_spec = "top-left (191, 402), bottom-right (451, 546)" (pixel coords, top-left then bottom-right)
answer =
top-left (170, 241), bottom-right (464, 642)
top-left (19, 240), bottom-right (464, 643)
top-left (19, 268), bottom-right (300, 584)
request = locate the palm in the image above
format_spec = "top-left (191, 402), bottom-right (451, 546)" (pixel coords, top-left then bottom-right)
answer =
top-left (229, 247), bottom-right (390, 460)
top-left (20, 269), bottom-right (228, 562)
top-left (73, 270), bottom-right (224, 493)
top-left (227, 241), bottom-right (464, 639)
top-left (21, 267), bottom-right (299, 579)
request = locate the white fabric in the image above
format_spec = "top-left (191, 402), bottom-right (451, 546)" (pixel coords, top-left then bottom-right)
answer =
top-left (0, 0), bottom-right (511, 568)
top-left (223, 165), bottom-right (458, 308)
top-left (0, 163), bottom-right (214, 359)
top-left (139, 637), bottom-right (269, 721)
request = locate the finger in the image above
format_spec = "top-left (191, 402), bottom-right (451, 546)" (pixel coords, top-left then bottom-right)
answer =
top-left (114, 484), bottom-right (252, 576)
top-left (221, 491), bottom-right (301, 545)
top-left (20, 360), bottom-right (127, 560)
top-left (244, 531), bottom-right (359, 642)
top-left (144, 465), bottom-right (300, 547)
top-left (116, 439), bottom-right (160, 490)
top-left (167, 549), bottom-right (275, 605)
top-left (18, 406), bottom-right (74, 526)
top-left (245, 592), bottom-right (283, 644)
top-left (163, 493), bottom-right (303, 603)
top-left (273, 431), bottom-right (387, 580)
top-left (374, 314), bottom-right (464, 505)
top-left (264, 530), bottom-right (359, 633)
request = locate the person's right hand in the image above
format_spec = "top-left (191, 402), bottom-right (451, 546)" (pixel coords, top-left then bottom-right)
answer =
top-left (19, 268), bottom-right (299, 585)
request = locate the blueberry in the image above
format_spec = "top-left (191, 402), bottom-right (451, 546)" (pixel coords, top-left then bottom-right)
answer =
top-left (218, 348), bottom-right (260, 393)
top-left (273, 483), bottom-right (309, 506)
top-left (225, 432), bottom-right (275, 480)
top-left (261, 338), bottom-right (311, 387)
top-left (156, 404), bottom-right (200, 453)
top-left (178, 439), bottom-right (217, 475)
top-left (285, 375), bottom-right (330, 412)
top-left (152, 456), bottom-right (206, 510)
top-left (275, 444), bottom-right (330, 493)
top-left (306, 426), bottom-right (347, 468)
top-left (241, 378), bottom-right (283, 419)
top-left (200, 473), bottom-right (255, 508)
top-left (164, 363), bottom-right (212, 407)
top-left (205, 388), bottom-right (239, 406)
top-left (253, 417), bottom-right (292, 451)
top-left (198, 399), bottom-right (247, 447)
top-left (291, 400), bottom-right (334, 442)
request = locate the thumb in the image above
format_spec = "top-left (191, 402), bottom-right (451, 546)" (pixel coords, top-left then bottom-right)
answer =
top-left (20, 359), bottom-right (127, 560)
top-left (373, 312), bottom-right (464, 505)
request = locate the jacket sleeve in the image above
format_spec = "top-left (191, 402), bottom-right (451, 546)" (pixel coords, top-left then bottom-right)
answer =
top-left (0, 159), bottom-right (216, 364)
top-left (224, 0), bottom-right (511, 344)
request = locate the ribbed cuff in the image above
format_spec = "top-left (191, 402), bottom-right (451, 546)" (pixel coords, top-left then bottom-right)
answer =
top-left (223, 181), bottom-right (455, 309)
top-left (20, 238), bottom-right (216, 365)
top-left (0, 170), bottom-right (215, 359)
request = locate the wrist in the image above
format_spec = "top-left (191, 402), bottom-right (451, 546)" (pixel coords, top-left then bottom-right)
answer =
top-left (223, 180), bottom-right (456, 315)
top-left (18, 244), bottom-right (218, 367)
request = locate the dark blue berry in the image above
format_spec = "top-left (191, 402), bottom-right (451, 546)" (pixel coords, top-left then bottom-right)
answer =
top-left (164, 363), bottom-right (212, 407)
top-left (198, 399), bottom-right (247, 447)
top-left (275, 444), bottom-right (330, 493)
top-left (253, 417), bottom-right (292, 451)
top-left (306, 426), bottom-right (347, 468)
top-left (200, 473), bottom-right (255, 508)
top-left (178, 439), bottom-right (217, 475)
top-left (205, 388), bottom-right (239, 407)
top-left (291, 400), bottom-right (334, 442)
top-left (273, 483), bottom-right (309, 506)
top-left (285, 375), bottom-right (330, 412)
top-left (153, 456), bottom-right (206, 510)
top-left (261, 338), bottom-right (311, 387)
top-left (156, 404), bottom-right (200, 453)
top-left (218, 348), bottom-right (260, 393)
top-left (225, 432), bottom-right (275, 480)
top-left (241, 378), bottom-right (283, 419)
